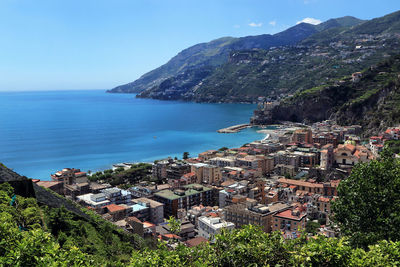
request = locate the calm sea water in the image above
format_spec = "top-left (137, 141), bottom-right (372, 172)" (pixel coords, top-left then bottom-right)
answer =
top-left (0, 90), bottom-right (264, 180)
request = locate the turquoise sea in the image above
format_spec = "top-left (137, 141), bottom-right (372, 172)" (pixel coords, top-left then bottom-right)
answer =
top-left (0, 90), bottom-right (264, 180)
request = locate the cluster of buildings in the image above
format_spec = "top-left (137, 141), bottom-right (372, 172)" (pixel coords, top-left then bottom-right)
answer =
top-left (368, 127), bottom-right (400, 156)
top-left (34, 122), bottom-right (399, 247)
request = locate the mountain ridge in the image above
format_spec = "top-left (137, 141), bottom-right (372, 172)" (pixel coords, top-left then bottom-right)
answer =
top-left (108, 16), bottom-right (364, 94)
top-left (135, 10), bottom-right (399, 103)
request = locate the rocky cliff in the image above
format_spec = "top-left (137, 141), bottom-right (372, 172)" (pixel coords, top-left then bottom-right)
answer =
top-left (252, 54), bottom-right (400, 135)
top-left (0, 163), bottom-right (89, 219)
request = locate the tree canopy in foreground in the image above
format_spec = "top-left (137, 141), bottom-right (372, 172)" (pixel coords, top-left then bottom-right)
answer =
top-left (333, 149), bottom-right (400, 248)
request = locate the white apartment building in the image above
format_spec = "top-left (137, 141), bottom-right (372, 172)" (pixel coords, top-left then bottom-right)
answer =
top-left (198, 216), bottom-right (234, 242)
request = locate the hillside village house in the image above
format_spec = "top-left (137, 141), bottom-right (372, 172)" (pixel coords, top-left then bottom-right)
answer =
top-left (277, 178), bottom-right (339, 197)
top-left (334, 144), bottom-right (373, 167)
top-left (198, 216), bottom-right (235, 242)
top-left (271, 206), bottom-right (307, 238)
top-left (224, 201), bottom-right (290, 233)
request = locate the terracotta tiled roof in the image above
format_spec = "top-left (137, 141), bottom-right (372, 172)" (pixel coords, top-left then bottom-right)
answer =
top-left (163, 234), bottom-right (181, 240)
top-left (344, 144), bottom-right (355, 151)
top-left (221, 180), bottom-right (236, 187)
top-left (143, 221), bottom-right (156, 228)
top-left (127, 216), bottom-right (142, 224)
top-left (318, 197), bottom-right (331, 203)
top-left (278, 178), bottom-right (323, 188)
top-left (185, 237), bottom-right (208, 247)
top-left (274, 209), bottom-right (306, 221)
top-left (37, 181), bottom-right (63, 188)
top-left (296, 190), bottom-right (310, 196)
top-left (183, 172), bottom-right (196, 178)
top-left (105, 204), bottom-right (126, 213)
top-left (330, 180), bottom-right (340, 187)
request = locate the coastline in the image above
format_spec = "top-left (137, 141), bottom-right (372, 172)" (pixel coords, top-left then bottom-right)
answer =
top-left (0, 90), bottom-right (261, 181)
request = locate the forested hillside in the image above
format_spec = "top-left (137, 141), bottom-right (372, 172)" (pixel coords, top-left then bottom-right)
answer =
top-left (108, 16), bottom-right (364, 97)
top-left (134, 11), bottom-right (400, 103)
top-left (252, 54), bottom-right (400, 135)
top-left (0, 164), bottom-right (148, 266)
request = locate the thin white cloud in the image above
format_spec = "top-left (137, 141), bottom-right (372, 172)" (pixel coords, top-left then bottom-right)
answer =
top-left (233, 25), bottom-right (240, 28)
top-left (248, 22), bottom-right (262, 27)
top-left (296, 17), bottom-right (322, 25)
top-left (269, 20), bottom-right (276, 26)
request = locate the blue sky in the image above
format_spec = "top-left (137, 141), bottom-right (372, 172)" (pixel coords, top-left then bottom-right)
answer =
top-left (0, 0), bottom-right (399, 91)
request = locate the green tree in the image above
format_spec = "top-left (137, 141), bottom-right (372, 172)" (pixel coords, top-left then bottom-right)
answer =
top-left (306, 221), bottom-right (320, 234)
top-left (0, 182), bottom-right (143, 265)
top-left (0, 198), bottom-right (91, 266)
top-left (46, 206), bottom-right (74, 236)
top-left (183, 152), bottom-right (190, 160)
top-left (332, 149), bottom-right (400, 248)
top-left (385, 140), bottom-right (400, 154)
top-left (128, 224), bottom-right (400, 266)
top-left (167, 216), bottom-right (181, 243)
top-left (104, 169), bottom-right (113, 174)
top-left (284, 172), bottom-right (293, 179)
top-left (115, 167), bottom-right (125, 173)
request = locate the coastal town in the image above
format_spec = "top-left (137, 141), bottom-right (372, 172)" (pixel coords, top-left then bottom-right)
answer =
top-left (32, 120), bottom-right (400, 247)
top-left (3, 2), bottom-right (400, 265)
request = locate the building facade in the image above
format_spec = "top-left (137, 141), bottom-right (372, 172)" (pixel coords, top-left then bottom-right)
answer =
top-left (198, 216), bottom-right (234, 242)
top-left (153, 184), bottom-right (217, 218)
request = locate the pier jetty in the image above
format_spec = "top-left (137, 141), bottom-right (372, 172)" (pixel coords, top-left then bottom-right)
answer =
top-left (217, 124), bottom-right (251, 133)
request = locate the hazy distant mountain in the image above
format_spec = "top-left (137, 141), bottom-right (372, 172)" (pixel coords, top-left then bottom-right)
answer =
top-left (108, 16), bottom-right (364, 94)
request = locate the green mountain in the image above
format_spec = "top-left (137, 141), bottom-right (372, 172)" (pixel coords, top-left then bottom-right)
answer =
top-left (315, 16), bottom-right (366, 31)
top-left (352, 10), bottom-right (400, 34)
top-left (108, 16), bottom-right (364, 94)
top-left (252, 54), bottom-right (400, 135)
top-left (140, 11), bottom-right (400, 103)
